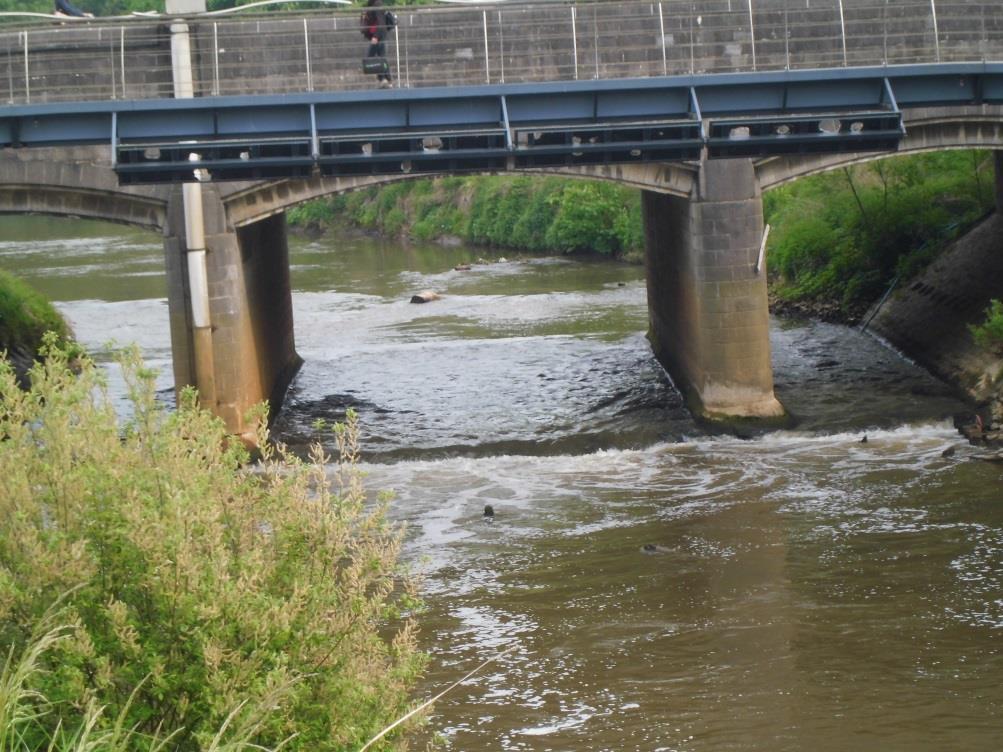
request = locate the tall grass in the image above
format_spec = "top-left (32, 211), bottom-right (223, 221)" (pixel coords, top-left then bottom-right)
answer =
top-left (0, 337), bottom-right (425, 751)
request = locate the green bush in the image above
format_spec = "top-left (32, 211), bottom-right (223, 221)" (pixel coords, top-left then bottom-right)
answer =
top-left (0, 340), bottom-right (425, 751)
top-left (285, 200), bottom-right (335, 231)
top-left (766, 151), bottom-right (995, 314)
top-left (544, 182), bottom-right (621, 254)
top-left (970, 299), bottom-right (1003, 354)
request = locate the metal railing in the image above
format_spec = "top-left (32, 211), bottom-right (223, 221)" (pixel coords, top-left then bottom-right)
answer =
top-left (1, 0), bottom-right (1001, 105)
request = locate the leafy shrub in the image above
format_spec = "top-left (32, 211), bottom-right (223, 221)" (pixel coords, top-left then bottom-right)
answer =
top-left (766, 150), bottom-right (995, 314)
top-left (970, 299), bottom-right (1003, 354)
top-left (285, 200), bottom-right (336, 231)
top-left (544, 181), bottom-right (630, 255)
top-left (0, 340), bottom-right (425, 751)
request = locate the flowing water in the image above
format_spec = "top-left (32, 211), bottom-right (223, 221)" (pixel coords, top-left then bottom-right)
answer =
top-left (5, 215), bottom-right (1002, 751)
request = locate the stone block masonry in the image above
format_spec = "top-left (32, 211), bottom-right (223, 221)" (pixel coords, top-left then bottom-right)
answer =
top-left (643, 159), bottom-right (785, 422)
top-left (163, 184), bottom-right (302, 442)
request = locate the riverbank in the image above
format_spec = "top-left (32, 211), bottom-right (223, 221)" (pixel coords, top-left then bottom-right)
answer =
top-left (0, 268), bottom-right (71, 385)
top-left (865, 209), bottom-right (1003, 446)
top-left (288, 174), bottom-right (645, 261)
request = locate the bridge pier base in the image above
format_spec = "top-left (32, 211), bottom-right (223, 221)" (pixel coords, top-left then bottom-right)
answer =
top-left (642, 159), bottom-right (785, 424)
top-left (164, 185), bottom-right (302, 444)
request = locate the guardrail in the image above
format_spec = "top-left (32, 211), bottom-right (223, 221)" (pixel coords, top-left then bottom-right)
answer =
top-left (1, 0), bottom-right (1001, 105)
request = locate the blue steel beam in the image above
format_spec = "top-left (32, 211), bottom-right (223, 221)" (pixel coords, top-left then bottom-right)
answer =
top-left (1, 62), bottom-right (1000, 183)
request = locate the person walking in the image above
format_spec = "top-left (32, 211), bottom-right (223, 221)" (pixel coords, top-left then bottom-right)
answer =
top-left (54, 0), bottom-right (93, 17)
top-left (361, 0), bottom-right (392, 89)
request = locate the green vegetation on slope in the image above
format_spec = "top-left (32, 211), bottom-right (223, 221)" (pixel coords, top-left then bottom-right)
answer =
top-left (288, 175), bottom-right (644, 258)
top-left (764, 150), bottom-right (995, 316)
top-left (0, 340), bottom-right (425, 751)
top-left (970, 299), bottom-right (1003, 355)
top-left (0, 269), bottom-right (70, 352)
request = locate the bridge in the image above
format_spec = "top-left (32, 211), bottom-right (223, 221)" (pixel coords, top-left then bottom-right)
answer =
top-left (2, 0), bottom-right (1002, 441)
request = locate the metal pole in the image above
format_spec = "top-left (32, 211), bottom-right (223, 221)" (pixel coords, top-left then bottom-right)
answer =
top-left (784, 7), bottom-right (789, 70)
top-left (404, 20), bottom-right (410, 89)
top-left (929, 0), bottom-right (941, 62)
top-left (747, 0), bottom-right (757, 70)
top-left (22, 31), bottom-right (28, 103)
top-left (690, 4), bottom-right (695, 74)
top-left (592, 3), bottom-right (599, 79)
top-left (883, 0), bottom-right (888, 64)
top-left (571, 5), bottom-right (578, 80)
top-left (213, 22), bottom-right (219, 95)
top-left (483, 10), bottom-right (490, 84)
top-left (303, 18), bottom-right (313, 92)
top-left (120, 27), bottom-right (126, 97)
top-left (837, 0), bottom-right (847, 66)
top-left (109, 34), bottom-right (116, 99)
top-left (394, 24), bottom-right (401, 86)
top-left (498, 10), bottom-right (505, 83)
top-left (658, 3), bottom-right (667, 75)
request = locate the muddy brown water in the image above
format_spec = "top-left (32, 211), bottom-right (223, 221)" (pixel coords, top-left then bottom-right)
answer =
top-left (6, 215), bottom-right (1002, 751)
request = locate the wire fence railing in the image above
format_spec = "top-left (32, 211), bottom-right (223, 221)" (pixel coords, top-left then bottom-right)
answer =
top-left (1, 0), bottom-right (1001, 105)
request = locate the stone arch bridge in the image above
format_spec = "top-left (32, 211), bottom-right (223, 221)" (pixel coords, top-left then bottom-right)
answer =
top-left (3, 0), bottom-right (1003, 439)
top-left (4, 104), bottom-right (1000, 439)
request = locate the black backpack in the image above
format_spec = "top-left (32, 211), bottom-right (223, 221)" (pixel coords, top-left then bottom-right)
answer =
top-left (384, 10), bottom-right (396, 31)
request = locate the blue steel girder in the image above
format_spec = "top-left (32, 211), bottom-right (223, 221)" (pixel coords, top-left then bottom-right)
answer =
top-left (0, 63), bottom-right (999, 184)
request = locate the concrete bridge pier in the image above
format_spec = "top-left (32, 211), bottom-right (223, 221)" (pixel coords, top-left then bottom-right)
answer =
top-left (642, 159), bottom-right (785, 424)
top-left (163, 185), bottom-right (302, 443)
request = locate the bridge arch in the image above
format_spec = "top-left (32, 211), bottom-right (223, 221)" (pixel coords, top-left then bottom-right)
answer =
top-left (0, 149), bottom-right (168, 231)
top-left (756, 106), bottom-right (1003, 192)
top-left (221, 163), bottom-right (698, 228)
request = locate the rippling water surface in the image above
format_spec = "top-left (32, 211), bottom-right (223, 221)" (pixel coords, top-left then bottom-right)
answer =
top-left (6, 216), bottom-right (1002, 751)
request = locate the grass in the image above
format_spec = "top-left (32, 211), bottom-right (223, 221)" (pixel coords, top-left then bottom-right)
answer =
top-left (0, 269), bottom-right (70, 352)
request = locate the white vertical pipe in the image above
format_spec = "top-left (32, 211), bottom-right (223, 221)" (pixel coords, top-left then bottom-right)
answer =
top-left (571, 6), bottom-right (579, 79)
top-left (483, 10), bottom-right (490, 83)
top-left (755, 224), bottom-right (770, 275)
top-left (658, 3), bottom-right (667, 75)
top-left (837, 0), bottom-right (847, 66)
top-left (183, 181), bottom-right (210, 329)
top-left (929, 0), bottom-right (941, 62)
top-left (747, 0), bottom-right (757, 70)
top-left (303, 18), bottom-right (313, 92)
top-left (170, 19), bottom-right (212, 351)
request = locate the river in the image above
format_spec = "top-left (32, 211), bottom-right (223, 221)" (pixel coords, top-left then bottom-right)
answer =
top-left (4, 215), bottom-right (1002, 751)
